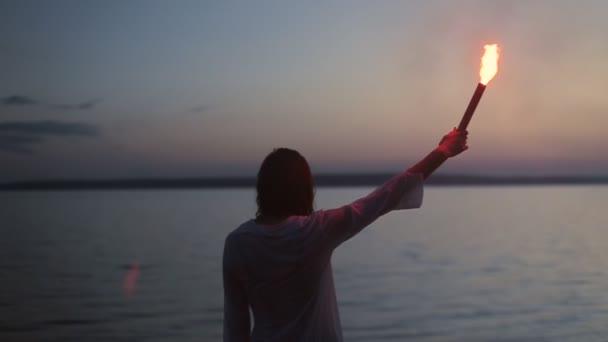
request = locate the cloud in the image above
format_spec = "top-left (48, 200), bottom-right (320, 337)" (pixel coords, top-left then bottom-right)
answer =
top-left (0, 120), bottom-right (99, 136)
top-left (76, 99), bottom-right (101, 110)
top-left (0, 135), bottom-right (43, 154)
top-left (0, 120), bottom-right (99, 154)
top-left (52, 99), bottom-right (102, 111)
top-left (190, 105), bottom-right (211, 113)
top-left (1, 95), bottom-right (38, 106)
top-left (1, 94), bottom-right (102, 110)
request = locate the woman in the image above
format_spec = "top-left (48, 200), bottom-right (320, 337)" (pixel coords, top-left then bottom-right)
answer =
top-left (223, 128), bottom-right (468, 341)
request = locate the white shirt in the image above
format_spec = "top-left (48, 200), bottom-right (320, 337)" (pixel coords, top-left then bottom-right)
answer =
top-left (223, 171), bottom-right (424, 342)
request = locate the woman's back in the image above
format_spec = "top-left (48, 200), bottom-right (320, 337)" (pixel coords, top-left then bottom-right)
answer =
top-left (224, 216), bottom-right (343, 341)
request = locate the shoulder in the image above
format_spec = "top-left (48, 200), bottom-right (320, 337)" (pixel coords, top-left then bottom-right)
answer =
top-left (225, 220), bottom-right (255, 245)
top-left (223, 221), bottom-right (254, 269)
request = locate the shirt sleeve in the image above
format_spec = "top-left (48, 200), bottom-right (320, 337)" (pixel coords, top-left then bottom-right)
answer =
top-left (311, 171), bottom-right (424, 249)
top-left (223, 234), bottom-right (251, 342)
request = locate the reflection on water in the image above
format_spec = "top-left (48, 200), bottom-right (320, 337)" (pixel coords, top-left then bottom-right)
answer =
top-left (1, 186), bottom-right (608, 341)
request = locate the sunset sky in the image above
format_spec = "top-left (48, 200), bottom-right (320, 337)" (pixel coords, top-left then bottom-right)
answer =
top-left (1, 0), bottom-right (607, 182)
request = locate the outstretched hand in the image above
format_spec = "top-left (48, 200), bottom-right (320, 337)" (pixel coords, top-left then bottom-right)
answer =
top-left (406, 128), bottom-right (468, 178)
top-left (437, 128), bottom-right (468, 158)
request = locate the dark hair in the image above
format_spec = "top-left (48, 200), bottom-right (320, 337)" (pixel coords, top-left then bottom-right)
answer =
top-left (256, 148), bottom-right (314, 219)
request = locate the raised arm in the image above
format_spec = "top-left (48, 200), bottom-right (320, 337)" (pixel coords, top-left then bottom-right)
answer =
top-left (312, 128), bottom-right (468, 248)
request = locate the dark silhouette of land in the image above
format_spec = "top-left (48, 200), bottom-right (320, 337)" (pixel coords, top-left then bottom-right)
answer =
top-left (1, 174), bottom-right (607, 191)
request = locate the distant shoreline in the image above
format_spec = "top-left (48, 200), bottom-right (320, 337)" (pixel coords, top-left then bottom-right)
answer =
top-left (1, 174), bottom-right (608, 191)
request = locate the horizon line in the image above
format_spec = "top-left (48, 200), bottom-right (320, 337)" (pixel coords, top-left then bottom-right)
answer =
top-left (2, 173), bottom-right (608, 191)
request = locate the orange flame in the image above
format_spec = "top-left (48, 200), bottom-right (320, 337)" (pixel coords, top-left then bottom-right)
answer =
top-left (479, 44), bottom-right (499, 85)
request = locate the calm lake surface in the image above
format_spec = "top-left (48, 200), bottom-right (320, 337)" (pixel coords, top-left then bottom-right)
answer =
top-left (2, 186), bottom-right (608, 341)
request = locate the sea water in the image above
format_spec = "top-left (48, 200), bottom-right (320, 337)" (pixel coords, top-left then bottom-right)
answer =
top-left (2, 186), bottom-right (608, 341)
